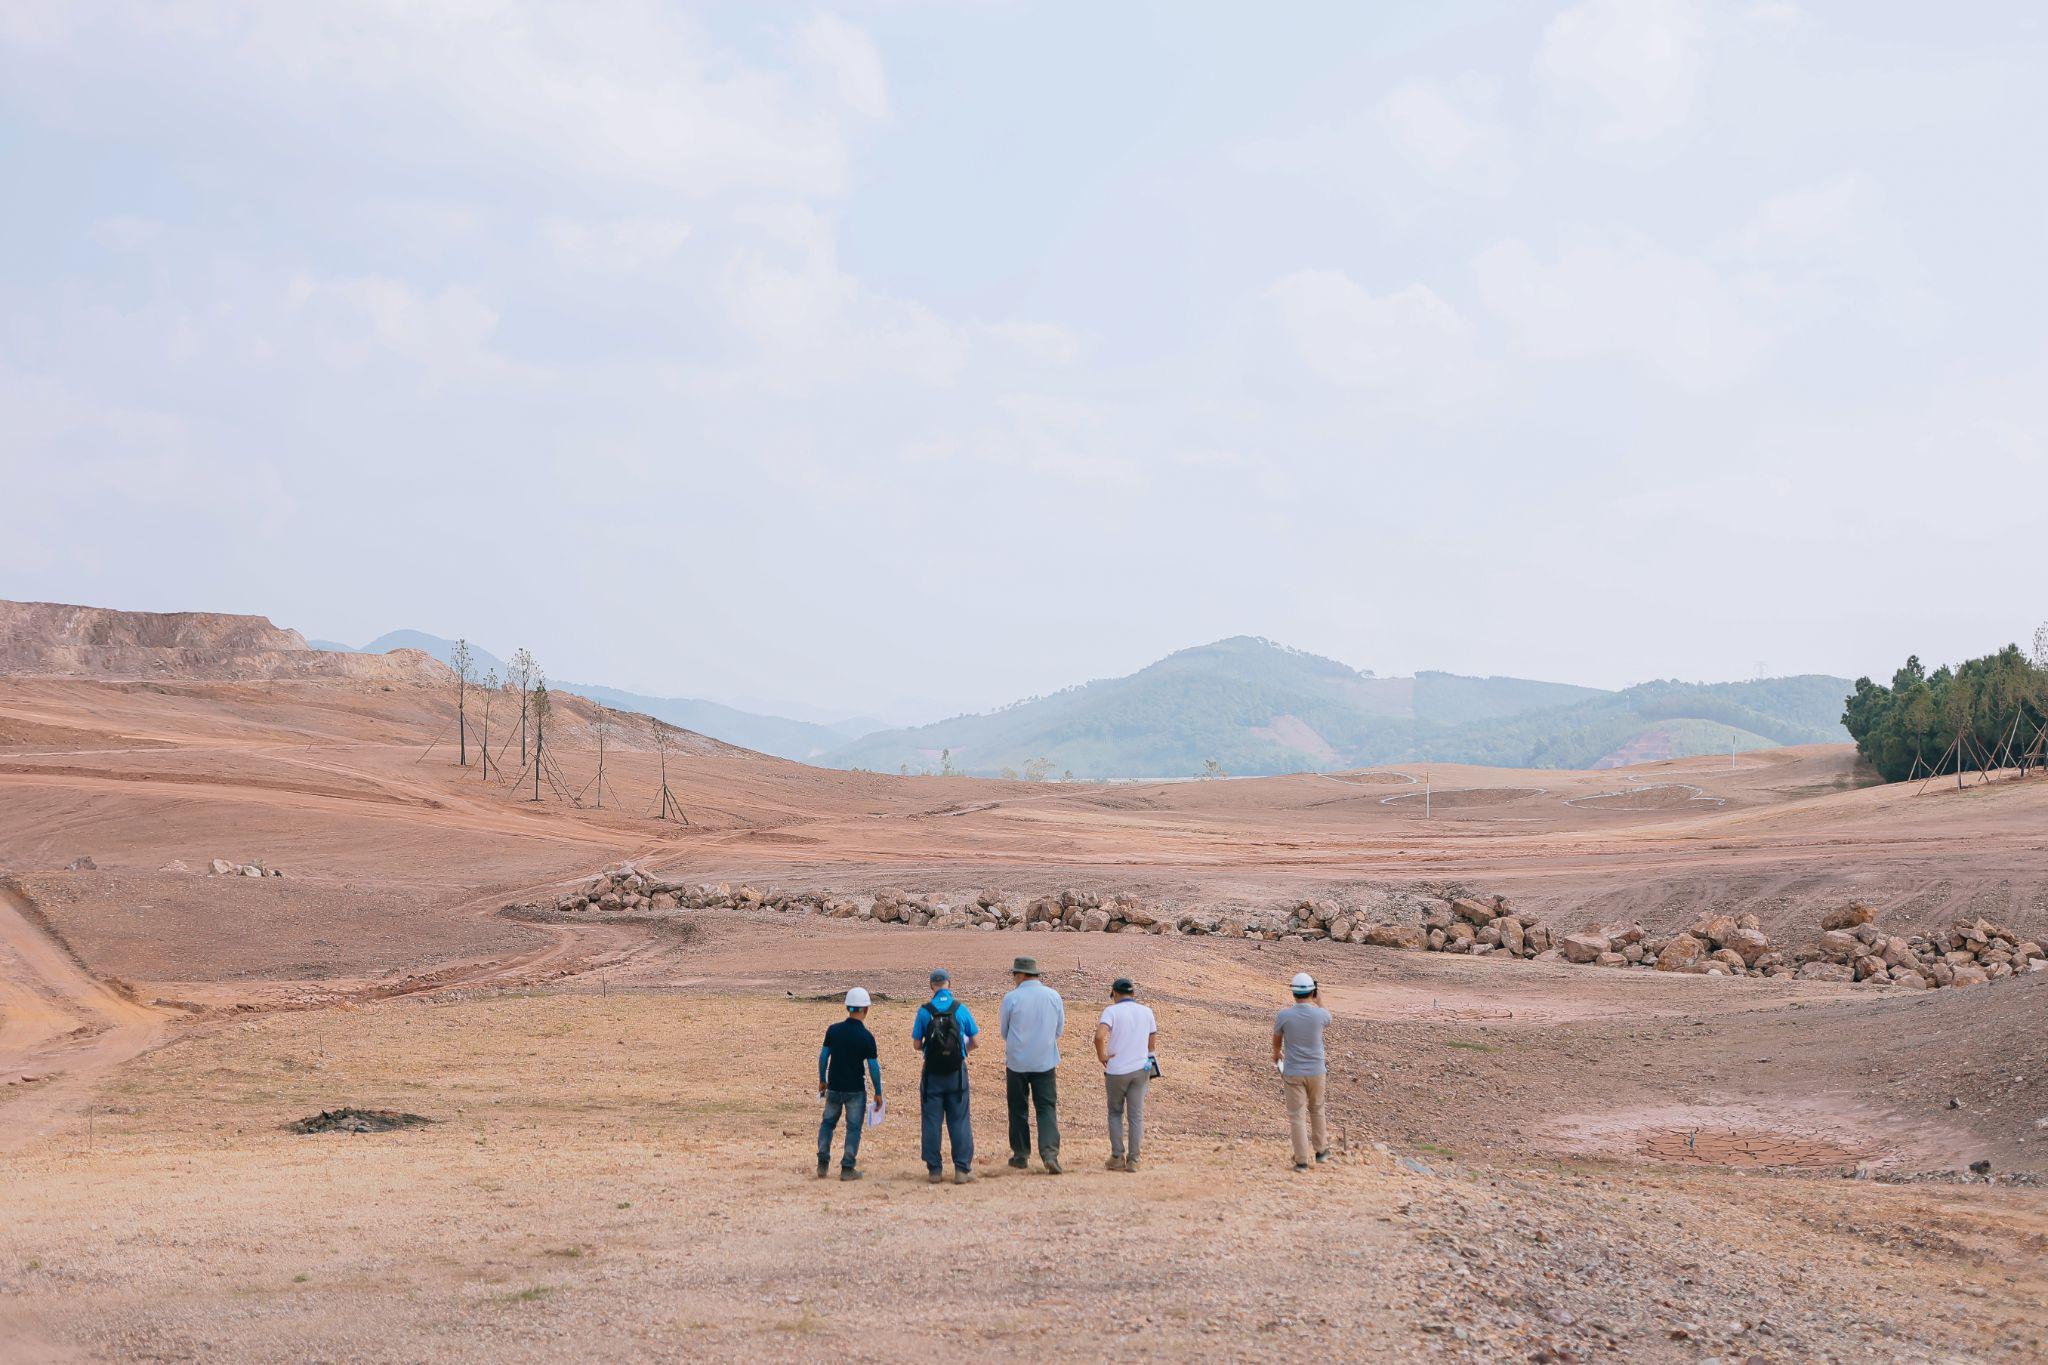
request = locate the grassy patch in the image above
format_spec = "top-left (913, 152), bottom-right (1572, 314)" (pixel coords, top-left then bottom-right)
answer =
top-left (1443, 1041), bottom-right (1492, 1052)
top-left (542, 1246), bottom-right (585, 1259)
top-left (292, 1273), bottom-right (310, 1284)
top-left (1413, 1142), bottom-right (1458, 1157)
top-left (501, 1285), bottom-right (553, 1305)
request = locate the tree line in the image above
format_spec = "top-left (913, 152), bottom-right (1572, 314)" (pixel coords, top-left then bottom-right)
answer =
top-left (1841, 635), bottom-right (2048, 782)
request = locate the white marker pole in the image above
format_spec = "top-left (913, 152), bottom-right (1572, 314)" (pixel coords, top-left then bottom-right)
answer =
top-left (1425, 771), bottom-right (1432, 819)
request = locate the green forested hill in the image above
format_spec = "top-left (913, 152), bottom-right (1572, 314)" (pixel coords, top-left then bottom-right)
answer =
top-left (822, 637), bottom-right (1853, 778)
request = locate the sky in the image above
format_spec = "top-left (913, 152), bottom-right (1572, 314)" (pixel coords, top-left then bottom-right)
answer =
top-left (4, 1), bottom-right (2046, 725)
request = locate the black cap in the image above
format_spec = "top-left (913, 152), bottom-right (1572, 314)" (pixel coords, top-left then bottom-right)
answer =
top-left (1111, 977), bottom-right (1135, 995)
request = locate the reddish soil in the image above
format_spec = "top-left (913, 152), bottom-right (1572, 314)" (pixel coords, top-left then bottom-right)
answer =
top-left (2, 662), bottom-right (2046, 1361)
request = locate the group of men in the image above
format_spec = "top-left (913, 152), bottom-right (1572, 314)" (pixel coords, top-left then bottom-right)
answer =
top-left (817, 957), bottom-right (1332, 1181)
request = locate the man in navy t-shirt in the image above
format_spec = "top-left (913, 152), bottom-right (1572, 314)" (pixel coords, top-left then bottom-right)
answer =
top-left (818, 986), bottom-right (881, 1180)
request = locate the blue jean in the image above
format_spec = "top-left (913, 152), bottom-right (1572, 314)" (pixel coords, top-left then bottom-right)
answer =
top-left (818, 1089), bottom-right (866, 1169)
top-left (920, 1074), bottom-right (973, 1173)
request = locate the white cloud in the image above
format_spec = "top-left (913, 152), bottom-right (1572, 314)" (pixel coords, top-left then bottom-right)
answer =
top-left (90, 215), bottom-right (162, 250)
top-left (1268, 269), bottom-right (1481, 406)
top-left (1472, 236), bottom-right (1761, 388)
top-left (1378, 75), bottom-right (1515, 194)
top-left (1536, 0), bottom-right (1707, 142)
top-left (980, 321), bottom-right (1083, 368)
top-left (801, 14), bottom-right (889, 120)
top-left (3, 3), bottom-right (856, 199)
top-left (1740, 174), bottom-right (1870, 259)
top-left (286, 273), bottom-right (505, 384)
top-left (542, 216), bottom-right (693, 271)
top-left (715, 207), bottom-right (964, 390)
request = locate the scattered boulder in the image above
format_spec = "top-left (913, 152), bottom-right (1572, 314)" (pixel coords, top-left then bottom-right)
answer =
top-left (1450, 898), bottom-right (1494, 926)
top-left (1559, 933), bottom-right (1609, 965)
top-left (1822, 903), bottom-right (1876, 932)
top-left (1656, 935), bottom-right (1706, 972)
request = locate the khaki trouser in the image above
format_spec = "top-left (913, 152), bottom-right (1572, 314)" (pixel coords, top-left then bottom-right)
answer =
top-left (1283, 1073), bottom-right (1328, 1165)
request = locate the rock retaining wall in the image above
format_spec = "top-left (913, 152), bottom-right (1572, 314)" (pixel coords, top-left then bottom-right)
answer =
top-left (522, 867), bottom-right (2044, 992)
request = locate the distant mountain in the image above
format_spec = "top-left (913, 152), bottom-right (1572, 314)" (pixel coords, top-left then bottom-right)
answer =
top-left (322, 631), bottom-right (876, 761)
top-left (822, 636), bottom-right (1851, 778)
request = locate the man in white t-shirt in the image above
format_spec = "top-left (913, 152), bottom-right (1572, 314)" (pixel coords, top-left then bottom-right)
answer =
top-left (1092, 977), bottom-right (1158, 1172)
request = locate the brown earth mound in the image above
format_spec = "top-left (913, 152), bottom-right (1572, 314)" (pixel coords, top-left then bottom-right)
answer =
top-left (0, 598), bottom-right (447, 684)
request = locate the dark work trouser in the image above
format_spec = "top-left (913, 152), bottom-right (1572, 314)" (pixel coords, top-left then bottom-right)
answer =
top-left (1006, 1067), bottom-right (1060, 1159)
top-left (818, 1089), bottom-right (866, 1169)
top-left (920, 1072), bottom-right (973, 1173)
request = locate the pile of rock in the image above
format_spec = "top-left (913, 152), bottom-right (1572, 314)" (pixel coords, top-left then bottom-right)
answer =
top-left (1785, 904), bottom-right (2044, 989)
top-left (1549, 912), bottom-right (1781, 977)
top-left (209, 858), bottom-right (282, 878)
top-left (1416, 897), bottom-right (1554, 959)
top-left (537, 867), bottom-right (1175, 934)
top-left (528, 869), bottom-right (2046, 992)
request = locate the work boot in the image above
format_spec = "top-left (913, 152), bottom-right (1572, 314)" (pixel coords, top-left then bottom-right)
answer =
top-left (1104, 1155), bottom-right (1126, 1172)
top-left (928, 1170), bottom-right (945, 1185)
top-left (954, 1169), bottom-right (977, 1184)
top-left (816, 1157), bottom-right (830, 1179)
top-left (1294, 1162), bottom-right (1310, 1173)
top-left (1123, 1158), bottom-right (1140, 1173)
top-left (1315, 1150), bottom-right (1330, 1164)
top-left (840, 1168), bottom-right (863, 1182)
top-left (1007, 1154), bottom-right (1029, 1170)
top-left (1042, 1151), bottom-right (1064, 1175)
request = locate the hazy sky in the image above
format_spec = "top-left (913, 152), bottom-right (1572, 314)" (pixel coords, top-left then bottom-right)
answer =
top-left (5, 2), bottom-right (2045, 723)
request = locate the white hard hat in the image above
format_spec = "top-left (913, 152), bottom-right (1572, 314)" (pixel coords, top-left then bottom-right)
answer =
top-left (845, 987), bottom-right (871, 1008)
top-left (1290, 972), bottom-right (1318, 996)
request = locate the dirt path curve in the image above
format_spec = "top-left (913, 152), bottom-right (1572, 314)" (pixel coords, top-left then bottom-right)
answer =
top-left (0, 880), bottom-right (172, 1154)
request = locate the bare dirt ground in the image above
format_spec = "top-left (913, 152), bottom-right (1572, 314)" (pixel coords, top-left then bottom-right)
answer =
top-left (3, 671), bottom-right (2047, 1362)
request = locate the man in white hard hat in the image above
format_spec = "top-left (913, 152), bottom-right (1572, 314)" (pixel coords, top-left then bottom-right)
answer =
top-left (1272, 972), bottom-right (1332, 1172)
top-left (818, 986), bottom-right (882, 1181)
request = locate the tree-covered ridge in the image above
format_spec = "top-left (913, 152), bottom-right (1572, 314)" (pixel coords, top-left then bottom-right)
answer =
top-left (1841, 645), bottom-right (2048, 782)
top-left (825, 637), bottom-right (1855, 778)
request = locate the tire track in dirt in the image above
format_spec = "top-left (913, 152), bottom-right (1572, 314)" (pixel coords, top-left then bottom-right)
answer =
top-left (0, 880), bottom-right (171, 1153)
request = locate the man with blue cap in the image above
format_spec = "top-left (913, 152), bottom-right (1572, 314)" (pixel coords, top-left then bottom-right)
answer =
top-left (912, 968), bottom-right (980, 1184)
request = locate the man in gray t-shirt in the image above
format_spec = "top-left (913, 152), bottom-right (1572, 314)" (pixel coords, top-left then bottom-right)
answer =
top-left (1271, 973), bottom-right (1333, 1171)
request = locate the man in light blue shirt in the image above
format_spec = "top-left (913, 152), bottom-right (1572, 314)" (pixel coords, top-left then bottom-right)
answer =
top-left (998, 955), bottom-right (1065, 1173)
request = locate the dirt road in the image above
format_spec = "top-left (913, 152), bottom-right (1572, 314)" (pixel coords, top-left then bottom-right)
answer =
top-left (0, 881), bottom-right (169, 1153)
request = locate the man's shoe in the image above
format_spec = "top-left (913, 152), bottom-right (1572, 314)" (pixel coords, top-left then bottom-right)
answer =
top-left (1042, 1152), bottom-right (1064, 1175)
top-left (840, 1168), bottom-right (863, 1182)
top-left (1315, 1150), bottom-right (1330, 1163)
top-left (928, 1170), bottom-right (945, 1184)
top-left (816, 1157), bottom-right (830, 1179)
top-left (1294, 1162), bottom-right (1311, 1173)
top-left (1105, 1156), bottom-right (1126, 1172)
top-left (1007, 1154), bottom-right (1029, 1170)
top-left (1122, 1158), bottom-right (1139, 1173)
top-left (954, 1169), bottom-right (977, 1184)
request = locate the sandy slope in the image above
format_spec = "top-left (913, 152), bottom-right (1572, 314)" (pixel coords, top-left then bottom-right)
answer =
top-left (2, 672), bottom-right (2046, 1361)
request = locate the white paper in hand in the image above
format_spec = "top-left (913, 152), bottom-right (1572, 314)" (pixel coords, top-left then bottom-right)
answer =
top-left (865, 1098), bottom-right (886, 1129)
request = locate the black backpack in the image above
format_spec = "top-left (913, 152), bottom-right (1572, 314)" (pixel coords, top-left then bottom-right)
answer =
top-left (923, 999), bottom-right (964, 1073)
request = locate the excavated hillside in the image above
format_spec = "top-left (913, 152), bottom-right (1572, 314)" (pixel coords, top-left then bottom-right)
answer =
top-left (0, 599), bottom-right (448, 684)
